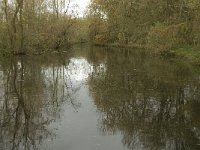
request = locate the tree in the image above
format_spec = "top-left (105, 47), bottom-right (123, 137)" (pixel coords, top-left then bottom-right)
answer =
top-left (89, 0), bottom-right (200, 51)
top-left (0, 0), bottom-right (78, 54)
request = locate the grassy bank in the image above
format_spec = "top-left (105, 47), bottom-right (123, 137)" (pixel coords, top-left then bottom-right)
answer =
top-left (1, 41), bottom-right (200, 67)
top-left (94, 42), bottom-right (147, 49)
top-left (168, 46), bottom-right (200, 66)
top-left (94, 42), bottom-right (200, 66)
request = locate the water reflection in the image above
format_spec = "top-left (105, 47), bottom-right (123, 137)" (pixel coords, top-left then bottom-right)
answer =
top-left (0, 46), bottom-right (199, 150)
top-left (0, 55), bottom-right (85, 150)
top-left (89, 48), bottom-right (200, 150)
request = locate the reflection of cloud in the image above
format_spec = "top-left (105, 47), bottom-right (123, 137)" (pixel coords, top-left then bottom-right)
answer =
top-left (67, 58), bottom-right (93, 81)
top-left (67, 58), bottom-right (106, 81)
top-left (43, 58), bottom-right (106, 82)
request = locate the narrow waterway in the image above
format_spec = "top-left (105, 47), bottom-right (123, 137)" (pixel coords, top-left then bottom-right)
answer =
top-left (0, 46), bottom-right (199, 150)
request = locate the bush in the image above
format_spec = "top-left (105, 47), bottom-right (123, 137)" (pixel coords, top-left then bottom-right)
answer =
top-left (147, 23), bottom-right (189, 54)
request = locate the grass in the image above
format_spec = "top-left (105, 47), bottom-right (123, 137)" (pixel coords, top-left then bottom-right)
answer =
top-left (94, 42), bottom-right (147, 49)
top-left (94, 42), bottom-right (200, 66)
top-left (169, 46), bottom-right (200, 66)
top-left (0, 48), bottom-right (9, 56)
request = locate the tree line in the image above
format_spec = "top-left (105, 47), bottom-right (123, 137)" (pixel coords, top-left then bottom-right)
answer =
top-left (0, 0), bottom-right (79, 55)
top-left (88, 0), bottom-right (200, 53)
top-left (1, 0), bottom-right (200, 55)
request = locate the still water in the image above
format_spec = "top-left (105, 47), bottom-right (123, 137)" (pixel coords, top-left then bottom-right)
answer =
top-left (0, 46), bottom-right (200, 150)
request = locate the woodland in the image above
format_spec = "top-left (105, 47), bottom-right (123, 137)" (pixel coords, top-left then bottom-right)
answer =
top-left (0, 0), bottom-right (200, 60)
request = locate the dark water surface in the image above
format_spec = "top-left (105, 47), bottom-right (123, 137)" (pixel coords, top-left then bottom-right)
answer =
top-left (0, 46), bottom-right (200, 150)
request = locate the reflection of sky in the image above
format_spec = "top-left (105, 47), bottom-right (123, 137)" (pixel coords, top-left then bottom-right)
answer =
top-left (70, 0), bottom-right (90, 16)
top-left (66, 58), bottom-right (106, 82)
top-left (44, 58), bottom-right (106, 83)
top-left (67, 58), bottom-right (93, 81)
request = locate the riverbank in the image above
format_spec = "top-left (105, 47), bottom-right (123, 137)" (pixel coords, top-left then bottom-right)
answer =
top-left (94, 42), bottom-right (147, 49)
top-left (94, 42), bottom-right (200, 66)
top-left (0, 45), bottom-right (72, 57)
top-left (168, 46), bottom-right (200, 66)
top-left (1, 42), bottom-right (200, 67)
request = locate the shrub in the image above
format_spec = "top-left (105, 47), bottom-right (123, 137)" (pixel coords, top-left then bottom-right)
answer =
top-left (147, 23), bottom-right (189, 54)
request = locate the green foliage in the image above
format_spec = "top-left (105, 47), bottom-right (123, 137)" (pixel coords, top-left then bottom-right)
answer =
top-left (89, 0), bottom-right (200, 54)
top-left (147, 23), bottom-right (189, 53)
top-left (172, 46), bottom-right (200, 65)
top-left (0, 0), bottom-right (77, 55)
top-left (1, 0), bottom-right (200, 56)
top-left (72, 18), bottom-right (90, 43)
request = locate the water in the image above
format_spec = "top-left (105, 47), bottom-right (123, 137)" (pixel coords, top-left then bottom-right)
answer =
top-left (0, 46), bottom-right (200, 150)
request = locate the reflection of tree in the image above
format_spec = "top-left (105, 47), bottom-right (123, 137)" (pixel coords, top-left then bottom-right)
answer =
top-left (89, 49), bottom-right (200, 150)
top-left (0, 55), bottom-right (81, 150)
